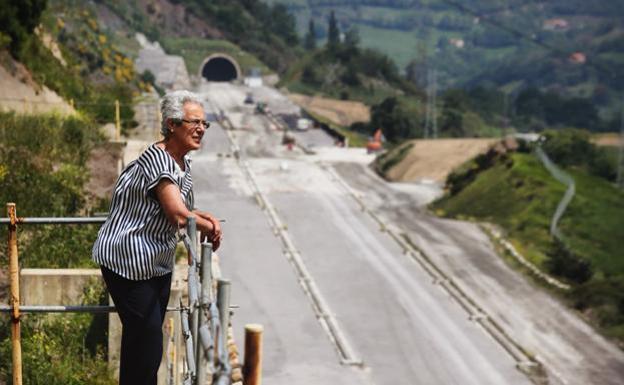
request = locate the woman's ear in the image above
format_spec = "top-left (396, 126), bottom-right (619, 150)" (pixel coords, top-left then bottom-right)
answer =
top-left (167, 118), bottom-right (177, 133)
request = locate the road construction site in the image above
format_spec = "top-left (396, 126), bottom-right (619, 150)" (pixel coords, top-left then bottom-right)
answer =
top-left (185, 81), bottom-right (624, 385)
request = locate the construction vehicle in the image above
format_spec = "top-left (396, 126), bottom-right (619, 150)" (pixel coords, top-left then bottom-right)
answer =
top-left (367, 128), bottom-right (384, 153)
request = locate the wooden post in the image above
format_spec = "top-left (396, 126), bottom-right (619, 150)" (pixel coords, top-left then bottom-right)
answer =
top-left (243, 324), bottom-right (263, 385)
top-left (7, 203), bottom-right (22, 385)
top-left (115, 99), bottom-right (121, 141)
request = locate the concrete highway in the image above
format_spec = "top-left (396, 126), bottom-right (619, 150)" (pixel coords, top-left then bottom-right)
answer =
top-left (188, 81), bottom-right (624, 385)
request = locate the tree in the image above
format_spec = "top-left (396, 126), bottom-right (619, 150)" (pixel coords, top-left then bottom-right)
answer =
top-left (440, 89), bottom-right (470, 137)
top-left (344, 26), bottom-right (360, 50)
top-left (327, 10), bottom-right (340, 51)
top-left (405, 42), bottom-right (428, 88)
top-left (304, 18), bottom-right (316, 50)
top-left (270, 4), bottom-right (299, 46)
top-left (370, 97), bottom-right (420, 142)
top-left (0, 0), bottom-right (47, 54)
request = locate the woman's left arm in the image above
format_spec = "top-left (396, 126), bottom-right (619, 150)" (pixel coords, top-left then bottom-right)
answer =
top-left (193, 210), bottom-right (222, 245)
top-left (154, 180), bottom-right (222, 250)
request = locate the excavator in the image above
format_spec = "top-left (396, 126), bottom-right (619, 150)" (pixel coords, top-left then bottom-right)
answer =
top-left (366, 128), bottom-right (383, 153)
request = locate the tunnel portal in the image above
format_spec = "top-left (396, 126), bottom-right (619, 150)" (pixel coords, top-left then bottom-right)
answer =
top-left (200, 55), bottom-right (240, 82)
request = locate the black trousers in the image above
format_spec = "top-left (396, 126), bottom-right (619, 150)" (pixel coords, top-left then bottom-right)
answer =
top-left (101, 265), bottom-right (172, 385)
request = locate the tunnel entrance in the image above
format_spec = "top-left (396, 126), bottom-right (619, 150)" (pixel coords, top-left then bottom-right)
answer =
top-left (200, 55), bottom-right (240, 82)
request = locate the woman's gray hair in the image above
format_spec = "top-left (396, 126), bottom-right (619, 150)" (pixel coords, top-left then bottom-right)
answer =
top-left (160, 90), bottom-right (204, 137)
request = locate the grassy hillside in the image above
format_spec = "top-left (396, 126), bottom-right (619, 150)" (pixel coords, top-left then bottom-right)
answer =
top-left (434, 152), bottom-right (623, 268)
top-left (432, 148), bottom-right (624, 340)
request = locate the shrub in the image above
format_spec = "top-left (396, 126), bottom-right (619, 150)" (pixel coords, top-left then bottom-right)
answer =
top-left (571, 276), bottom-right (624, 330)
top-left (0, 112), bottom-right (101, 216)
top-left (0, 283), bottom-right (114, 384)
top-left (541, 128), bottom-right (617, 181)
top-left (546, 238), bottom-right (593, 284)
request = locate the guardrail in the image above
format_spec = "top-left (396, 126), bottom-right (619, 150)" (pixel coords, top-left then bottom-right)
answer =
top-left (1, 202), bottom-right (262, 385)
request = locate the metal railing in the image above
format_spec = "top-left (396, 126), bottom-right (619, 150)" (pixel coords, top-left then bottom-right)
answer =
top-left (1, 203), bottom-right (260, 385)
top-left (179, 217), bottom-right (233, 385)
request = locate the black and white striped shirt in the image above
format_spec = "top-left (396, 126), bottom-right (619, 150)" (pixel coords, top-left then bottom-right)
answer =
top-left (92, 144), bottom-right (194, 280)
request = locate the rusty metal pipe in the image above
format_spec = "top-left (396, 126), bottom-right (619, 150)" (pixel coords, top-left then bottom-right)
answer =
top-left (0, 217), bottom-right (107, 225)
top-left (0, 305), bottom-right (184, 313)
top-left (7, 203), bottom-right (22, 385)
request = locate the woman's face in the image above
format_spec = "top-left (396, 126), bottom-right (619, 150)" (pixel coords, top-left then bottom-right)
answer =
top-left (170, 102), bottom-right (206, 152)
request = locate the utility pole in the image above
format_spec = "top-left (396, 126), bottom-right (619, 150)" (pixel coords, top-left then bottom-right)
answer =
top-left (501, 92), bottom-right (509, 139)
top-left (431, 69), bottom-right (438, 139)
top-left (424, 71), bottom-right (431, 139)
top-left (424, 69), bottom-right (437, 139)
top-left (617, 97), bottom-right (624, 189)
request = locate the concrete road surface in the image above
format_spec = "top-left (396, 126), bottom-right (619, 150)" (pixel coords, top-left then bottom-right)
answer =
top-left (188, 82), bottom-right (624, 385)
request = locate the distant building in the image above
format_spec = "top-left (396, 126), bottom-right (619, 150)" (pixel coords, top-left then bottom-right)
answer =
top-left (243, 67), bottom-right (263, 87)
top-left (543, 18), bottom-right (569, 31)
top-left (569, 52), bottom-right (587, 64)
top-left (449, 38), bottom-right (465, 49)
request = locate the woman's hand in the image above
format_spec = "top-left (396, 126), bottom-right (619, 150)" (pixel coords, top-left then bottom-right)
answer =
top-left (154, 180), bottom-right (222, 251)
top-left (194, 210), bottom-right (222, 250)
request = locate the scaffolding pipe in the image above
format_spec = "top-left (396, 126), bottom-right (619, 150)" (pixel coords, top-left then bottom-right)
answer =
top-left (197, 242), bottom-right (213, 385)
top-left (181, 308), bottom-right (196, 380)
top-left (208, 303), bottom-right (219, 371)
top-left (187, 217), bottom-right (200, 367)
top-left (199, 324), bottom-right (215, 374)
top-left (216, 279), bottom-right (232, 384)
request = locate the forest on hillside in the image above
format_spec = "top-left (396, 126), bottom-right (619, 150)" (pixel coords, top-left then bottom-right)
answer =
top-left (270, 0), bottom-right (624, 131)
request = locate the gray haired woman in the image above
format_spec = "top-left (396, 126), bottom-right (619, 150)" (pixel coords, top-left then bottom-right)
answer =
top-left (93, 90), bottom-right (222, 385)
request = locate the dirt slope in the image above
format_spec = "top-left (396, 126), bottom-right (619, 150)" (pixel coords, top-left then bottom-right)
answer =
top-left (0, 53), bottom-right (74, 115)
top-left (592, 133), bottom-right (622, 147)
top-left (386, 138), bottom-right (498, 183)
top-left (287, 93), bottom-right (370, 127)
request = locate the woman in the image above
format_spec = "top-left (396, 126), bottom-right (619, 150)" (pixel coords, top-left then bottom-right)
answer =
top-left (92, 90), bottom-right (222, 385)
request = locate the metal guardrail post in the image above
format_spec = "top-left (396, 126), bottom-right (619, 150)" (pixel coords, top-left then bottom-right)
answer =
top-left (243, 324), bottom-right (263, 385)
top-left (216, 279), bottom-right (232, 384)
top-left (196, 242), bottom-right (213, 385)
top-left (181, 306), bottom-right (196, 382)
top-left (7, 203), bottom-right (22, 385)
top-left (187, 217), bottom-right (200, 367)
